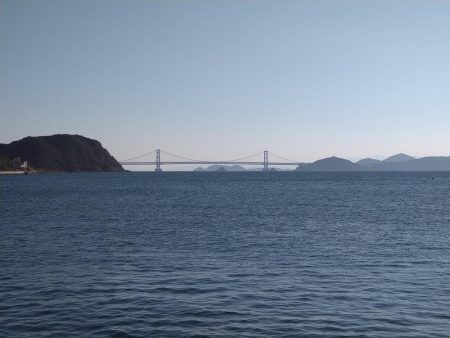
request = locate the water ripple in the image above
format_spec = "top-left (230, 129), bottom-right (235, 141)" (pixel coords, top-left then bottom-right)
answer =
top-left (1, 172), bottom-right (449, 337)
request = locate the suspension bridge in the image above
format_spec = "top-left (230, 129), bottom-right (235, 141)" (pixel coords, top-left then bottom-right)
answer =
top-left (120, 150), bottom-right (301, 171)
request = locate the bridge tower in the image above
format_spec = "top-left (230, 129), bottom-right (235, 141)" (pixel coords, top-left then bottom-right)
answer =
top-left (263, 150), bottom-right (269, 171)
top-left (155, 149), bottom-right (162, 172)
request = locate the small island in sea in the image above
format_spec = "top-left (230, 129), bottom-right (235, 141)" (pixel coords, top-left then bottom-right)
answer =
top-left (0, 134), bottom-right (124, 172)
top-left (194, 164), bottom-right (247, 172)
top-left (194, 165), bottom-right (289, 171)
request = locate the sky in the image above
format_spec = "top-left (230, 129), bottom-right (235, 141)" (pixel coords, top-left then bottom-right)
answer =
top-left (1, 0), bottom-right (449, 168)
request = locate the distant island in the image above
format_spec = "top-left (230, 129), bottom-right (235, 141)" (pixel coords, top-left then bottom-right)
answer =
top-left (0, 134), bottom-right (124, 172)
top-left (194, 165), bottom-right (287, 172)
top-left (194, 164), bottom-right (247, 172)
top-left (296, 153), bottom-right (450, 171)
top-left (193, 154), bottom-right (449, 172)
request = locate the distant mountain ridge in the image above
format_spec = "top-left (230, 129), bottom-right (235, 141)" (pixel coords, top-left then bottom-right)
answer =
top-left (0, 134), bottom-right (124, 172)
top-left (194, 154), bottom-right (449, 172)
top-left (383, 153), bottom-right (416, 163)
top-left (371, 156), bottom-right (450, 171)
top-left (296, 157), bottom-right (362, 171)
top-left (356, 158), bottom-right (381, 166)
top-left (296, 154), bottom-right (449, 171)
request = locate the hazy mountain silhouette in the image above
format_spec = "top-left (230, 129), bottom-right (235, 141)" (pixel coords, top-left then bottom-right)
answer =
top-left (373, 156), bottom-right (450, 171)
top-left (295, 154), bottom-right (449, 171)
top-left (296, 156), bottom-right (364, 171)
top-left (194, 165), bottom-right (247, 171)
top-left (383, 153), bottom-right (415, 163)
top-left (0, 134), bottom-right (124, 172)
top-left (356, 158), bottom-right (382, 167)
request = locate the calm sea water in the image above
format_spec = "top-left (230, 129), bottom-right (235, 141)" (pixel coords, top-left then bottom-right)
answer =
top-left (1, 172), bottom-right (449, 337)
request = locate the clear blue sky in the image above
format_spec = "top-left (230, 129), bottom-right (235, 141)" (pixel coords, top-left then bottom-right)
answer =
top-left (1, 0), bottom-right (449, 164)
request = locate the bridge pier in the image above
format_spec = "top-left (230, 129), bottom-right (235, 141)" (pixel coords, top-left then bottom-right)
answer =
top-left (155, 149), bottom-right (162, 172)
top-left (263, 150), bottom-right (269, 171)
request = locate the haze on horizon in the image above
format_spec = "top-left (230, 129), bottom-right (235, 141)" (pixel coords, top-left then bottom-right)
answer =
top-left (1, 0), bottom-right (449, 165)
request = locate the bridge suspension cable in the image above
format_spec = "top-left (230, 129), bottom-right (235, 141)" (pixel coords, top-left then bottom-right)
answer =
top-left (120, 150), bottom-right (156, 162)
top-left (269, 151), bottom-right (299, 163)
top-left (159, 150), bottom-right (203, 162)
top-left (159, 150), bottom-right (266, 163)
top-left (120, 149), bottom-right (301, 167)
top-left (227, 151), bottom-right (264, 162)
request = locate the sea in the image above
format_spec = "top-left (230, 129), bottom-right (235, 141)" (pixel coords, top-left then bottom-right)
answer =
top-left (1, 172), bottom-right (449, 337)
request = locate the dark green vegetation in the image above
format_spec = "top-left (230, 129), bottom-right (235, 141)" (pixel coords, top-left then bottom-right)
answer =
top-left (0, 156), bottom-right (15, 171)
top-left (0, 134), bottom-right (123, 172)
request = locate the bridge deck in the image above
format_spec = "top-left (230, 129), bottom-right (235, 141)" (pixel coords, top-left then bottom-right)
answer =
top-left (121, 161), bottom-right (300, 166)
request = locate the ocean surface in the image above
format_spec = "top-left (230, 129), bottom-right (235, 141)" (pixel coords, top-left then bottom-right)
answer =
top-left (1, 172), bottom-right (449, 337)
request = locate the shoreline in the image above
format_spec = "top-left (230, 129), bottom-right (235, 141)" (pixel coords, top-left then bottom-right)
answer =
top-left (0, 171), bottom-right (26, 175)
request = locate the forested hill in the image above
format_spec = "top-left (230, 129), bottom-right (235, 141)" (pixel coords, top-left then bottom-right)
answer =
top-left (0, 134), bottom-right (124, 172)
